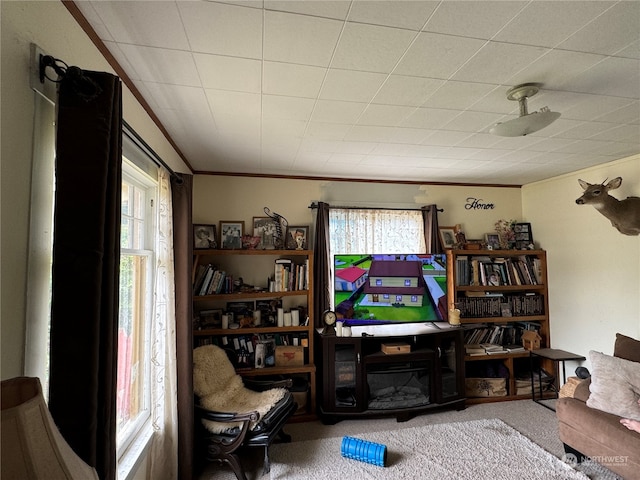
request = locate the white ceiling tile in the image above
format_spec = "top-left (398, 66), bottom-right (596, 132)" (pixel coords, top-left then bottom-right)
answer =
top-left (593, 102), bottom-right (640, 124)
top-left (319, 69), bottom-right (388, 102)
top-left (87, 1), bottom-right (189, 48)
top-left (263, 62), bottom-right (327, 98)
top-left (373, 75), bottom-right (444, 107)
top-left (347, 1), bottom-right (439, 31)
top-left (305, 122), bottom-right (351, 140)
top-left (358, 104), bottom-right (415, 127)
top-left (344, 125), bottom-right (396, 142)
top-left (331, 23), bottom-right (416, 73)
top-left (328, 153), bottom-right (366, 164)
top-left (117, 44), bottom-right (200, 86)
top-left (395, 32), bottom-right (487, 79)
top-left (590, 124), bottom-right (640, 143)
top-left (563, 95), bottom-right (635, 121)
top-left (568, 57), bottom-right (640, 98)
top-left (456, 133), bottom-right (503, 149)
top-left (506, 50), bottom-right (606, 91)
top-left (422, 130), bottom-right (471, 146)
top-left (104, 41), bottom-right (141, 81)
top-left (311, 100), bottom-right (367, 124)
top-left (558, 2), bottom-right (640, 56)
top-left (441, 111), bottom-right (502, 133)
top-left (494, 2), bottom-right (611, 48)
top-left (265, 0), bottom-right (350, 20)
top-left (401, 107), bottom-right (460, 129)
top-left (143, 83), bottom-right (208, 111)
top-left (387, 127), bottom-right (433, 144)
top-left (206, 89), bottom-right (262, 119)
top-left (264, 10), bottom-right (343, 66)
top-left (425, 1), bottom-right (525, 39)
top-left (453, 42), bottom-right (549, 84)
top-left (194, 53), bottom-right (261, 93)
top-left (179, 2), bottom-right (263, 58)
top-left (468, 149), bottom-right (512, 160)
top-left (423, 81), bottom-right (496, 110)
top-left (263, 96), bottom-right (316, 121)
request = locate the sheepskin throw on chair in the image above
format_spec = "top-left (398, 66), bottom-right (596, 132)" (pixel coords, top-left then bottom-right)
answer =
top-left (193, 344), bottom-right (287, 433)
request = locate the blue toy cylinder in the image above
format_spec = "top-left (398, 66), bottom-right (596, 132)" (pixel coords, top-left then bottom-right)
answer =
top-left (341, 436), bottom-right (387, 467)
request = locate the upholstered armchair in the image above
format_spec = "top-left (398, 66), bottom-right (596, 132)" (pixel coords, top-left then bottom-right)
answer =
top-left (193, 344), bottom-right (296, 480)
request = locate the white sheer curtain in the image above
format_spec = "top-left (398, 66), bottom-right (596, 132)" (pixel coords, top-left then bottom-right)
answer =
top-left (148, 168), bottom-right (178, 478)
top-left (329, 208), bottom-right (426, 254)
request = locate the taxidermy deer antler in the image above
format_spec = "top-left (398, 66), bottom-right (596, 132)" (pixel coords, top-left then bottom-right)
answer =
top-left (575, 177), bottom-right (640, 236)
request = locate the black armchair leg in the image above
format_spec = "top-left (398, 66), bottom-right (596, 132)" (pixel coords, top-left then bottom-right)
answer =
top-left (277, 429), bottom-right (292, 443)
top-left (262, 445), bottom-right (271, 476)
top-left (225, 453), bottom-right (248, 480)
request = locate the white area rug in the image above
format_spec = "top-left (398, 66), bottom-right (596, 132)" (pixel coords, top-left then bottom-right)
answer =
top-left (269, 418), bottom-right (588, 480)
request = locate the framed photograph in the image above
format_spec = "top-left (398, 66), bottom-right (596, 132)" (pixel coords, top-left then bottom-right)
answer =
top-left (193, 224), bottom-right (217, 249)
top-left (252, 216), bottom-right (278, 250)
top-left (198, 309), bottom-right (223, 329)
top-left (285, 225), bottom-right (308, 250)
top-left (485, 233), bottom-right (500, 250)
top-left (438, 226), bottom-right (457, 249)
top-left (219, 221), bottom-right (244, 249)
top-left (514, 222), bottom-right (533, 249)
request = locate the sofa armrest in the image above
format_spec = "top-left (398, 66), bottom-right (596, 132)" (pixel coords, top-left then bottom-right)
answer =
top-left (573, 378), bottom-right (591, 402)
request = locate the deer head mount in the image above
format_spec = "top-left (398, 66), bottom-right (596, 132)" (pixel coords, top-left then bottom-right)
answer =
top-left (576, 177), bottom-right (640, 236)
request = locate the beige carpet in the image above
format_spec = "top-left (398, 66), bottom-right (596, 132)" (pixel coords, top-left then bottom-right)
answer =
top-left (198, 400), bottom-right (622, 480)
top-left (269, 418), bottom-right (587, 479)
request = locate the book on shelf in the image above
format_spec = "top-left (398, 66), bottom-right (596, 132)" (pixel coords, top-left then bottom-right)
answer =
top-left (456, 254), bottom-right (542, 288)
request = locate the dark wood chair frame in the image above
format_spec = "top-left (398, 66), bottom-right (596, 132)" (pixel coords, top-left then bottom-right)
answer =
top-left (194, 378), bottom-right (297, 480)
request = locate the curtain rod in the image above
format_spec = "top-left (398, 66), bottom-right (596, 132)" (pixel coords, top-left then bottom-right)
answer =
top-left (39, 54), bottom-right (182, 183)
top-left (123, 121), bottom-right (181, 183)
top-left (308, 203), bottom-right (443, 213)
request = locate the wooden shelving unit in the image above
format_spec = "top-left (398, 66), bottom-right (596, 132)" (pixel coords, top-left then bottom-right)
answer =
top-left (446, 249), bottom-right (553, 403)
top-left (192, 249), bottom-right (316, 421)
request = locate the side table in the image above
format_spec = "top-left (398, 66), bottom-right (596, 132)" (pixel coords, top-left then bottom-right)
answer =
top-left (529, 348), bottom-right (586, 411)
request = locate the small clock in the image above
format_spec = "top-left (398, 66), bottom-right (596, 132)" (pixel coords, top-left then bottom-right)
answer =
top-left (322, 309), bottom-right (337, 335)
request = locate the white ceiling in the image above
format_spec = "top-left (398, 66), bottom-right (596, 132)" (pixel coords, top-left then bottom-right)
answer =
top-left (74, 0), bottom-right (640, 185)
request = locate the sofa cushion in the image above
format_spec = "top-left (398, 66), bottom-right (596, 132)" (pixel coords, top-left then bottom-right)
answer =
top-left (614, 333), bottom-right (640, 363)
top-left (586, 350), bottom-right (640, 421)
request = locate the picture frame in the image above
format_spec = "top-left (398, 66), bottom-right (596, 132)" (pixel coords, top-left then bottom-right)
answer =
top-left (438, 226), bottom-right (457, 249)
top-left (252, 216), bottom-right (278, 250)
top-left (193, 224), bottom-right (217, 249)
top-left (485, 233), bottom-right (500, 250)
top-left (219, 221), bottom-right (244, 249)
top-left (198, 308), bottom-right (223, 329)
top-left (285, 225), bottom-right (308, 250)
top-left (514, 222), bottom-right (533, 249)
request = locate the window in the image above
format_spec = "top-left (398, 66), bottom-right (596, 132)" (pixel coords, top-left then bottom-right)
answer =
top-left (116, 155), bottom-right (157, 459)
top-left (328, 208), bottom-right (426, 308)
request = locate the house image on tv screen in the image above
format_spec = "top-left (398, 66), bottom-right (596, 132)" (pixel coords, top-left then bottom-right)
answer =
top-left (363, 260), bottom-right (425, 306)
top-left (334, 266), bottom-right (367, 293)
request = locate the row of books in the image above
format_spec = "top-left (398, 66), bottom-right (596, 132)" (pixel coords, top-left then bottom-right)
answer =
top-left (273, 258), bottom-right (309, 292)
top-left (456, 293), bottom-right (544, 318)
top-left (465, 342), bottom-right (526, 356)
top-left (193, 264), bottom-right (233, 296)
top-left (464, 321), bottom-right (541, 347)
top-left (454, 255), bottom-right (542, 287)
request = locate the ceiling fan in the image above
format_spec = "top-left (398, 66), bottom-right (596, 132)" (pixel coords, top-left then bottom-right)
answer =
top-left (490, 83), bottom-right (561, 137)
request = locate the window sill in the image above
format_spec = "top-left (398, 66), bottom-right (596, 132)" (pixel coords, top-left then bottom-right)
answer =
top-left (118, 423), bottom-right (153, 480)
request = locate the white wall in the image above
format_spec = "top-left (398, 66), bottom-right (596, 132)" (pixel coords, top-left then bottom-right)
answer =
top-left (1, 2), bottom-right (188, 376)
top-left (193, 176), bottom-right (523, 243)
top-left (522, 155), bottom-right (640, 374)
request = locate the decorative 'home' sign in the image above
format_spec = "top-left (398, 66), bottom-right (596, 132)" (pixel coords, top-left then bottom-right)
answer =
top-left (465, 197), bottom-right (495, 210)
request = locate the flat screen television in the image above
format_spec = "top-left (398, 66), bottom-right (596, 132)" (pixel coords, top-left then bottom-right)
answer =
top-left (333, 253), bottom-right (448, 326)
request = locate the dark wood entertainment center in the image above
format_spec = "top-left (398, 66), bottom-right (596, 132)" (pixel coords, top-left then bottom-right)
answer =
top-left (315, 327), bottom-right (465, 423)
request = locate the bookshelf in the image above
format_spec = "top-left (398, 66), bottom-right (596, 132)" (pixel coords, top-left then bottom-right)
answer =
top-left (192, 248), bottom-right (316, 420)
top-left (446, 249), bottom-right (553, 403)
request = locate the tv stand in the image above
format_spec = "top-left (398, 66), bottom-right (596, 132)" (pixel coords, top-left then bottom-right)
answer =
top-left (315, 327), bottom-right (465, 424)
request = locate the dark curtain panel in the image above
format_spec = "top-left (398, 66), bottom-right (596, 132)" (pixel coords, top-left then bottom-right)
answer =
top-left (313, 202), bottom-right (331, 328)
top-left (422, 204), bottom-right (442, 253)
top-left (49, 71), bottom-right (122, 480)
top-left (171, 174), bottom-right (194, 480)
